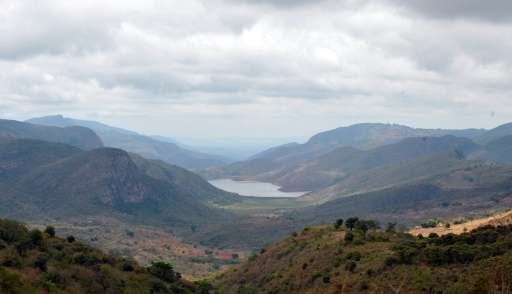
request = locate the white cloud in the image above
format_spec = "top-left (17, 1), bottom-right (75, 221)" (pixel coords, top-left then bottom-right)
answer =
top-left (0, 0), bottom-right (511, 139)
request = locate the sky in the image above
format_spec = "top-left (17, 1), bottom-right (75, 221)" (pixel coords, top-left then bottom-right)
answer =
top-left (1, 0), bottom-right (512, 140)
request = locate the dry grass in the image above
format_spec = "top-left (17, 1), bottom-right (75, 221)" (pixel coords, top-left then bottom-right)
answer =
top-left (409, 209), bottom-right (512, 237)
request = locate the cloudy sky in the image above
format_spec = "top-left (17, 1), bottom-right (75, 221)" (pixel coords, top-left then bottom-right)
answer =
top-left (1, 0), bottom-right (511, 140)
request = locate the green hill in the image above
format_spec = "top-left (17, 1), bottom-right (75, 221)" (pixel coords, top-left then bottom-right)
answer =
top-left (0, 119), bottom-right (103, 150)
top-left (0, 218), bottom-right (207, 293)
top-left (215, 221), bottom-right (512, 293)
top-left (0, 138), bottom-right (237, 232)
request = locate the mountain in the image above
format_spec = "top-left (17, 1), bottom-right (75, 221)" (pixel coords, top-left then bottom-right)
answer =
top-left (0, 138), bottom-right (237, 231)
top-left (476, 122), bottom-right (512, 144)
top-left (307, 123), bottom-right (484, 150)
top-left (215, 221), bottom-right (512, 293)
top-left (27, 115), bottom-right (228, 169)
top-left (205, 135), bottom-right (481, 195)
top-left (0, 218), bottom-right (204, 293)
top-left (294, 164), bottom-right (512, 226)
top-left (272, 136), bottom-right (479, 192)
top-left (470, 135), bottom-right (512, 164)
top-left (202, 123), bottom-right (486, 183)
top-left (0, 119), bottom-right (103, 150)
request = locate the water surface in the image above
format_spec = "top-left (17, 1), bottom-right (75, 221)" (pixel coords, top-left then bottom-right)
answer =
top-left (209, 179), bottom-right (308, 198)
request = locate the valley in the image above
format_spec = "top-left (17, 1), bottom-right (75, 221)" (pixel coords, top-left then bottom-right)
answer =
top-left (3, 117), bottom-right (512, 292)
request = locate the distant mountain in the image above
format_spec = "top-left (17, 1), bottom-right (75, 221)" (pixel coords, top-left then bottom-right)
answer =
top-left (476, 122), bottom-right (512, 144)
top-left (0, 138), bottom-right (237, 231)
top-left (204, 134), bottom-right (482, 195)
top-left (203, 123), bottom-right (486, 182)
top-left (273, 136), bottom-right (479, 192)
top-left (0, 119), bottom-right (103, 150)
top-left (307, 123), bottom-right (485, 150)
top-left (294, 164), bottom-right (512, 226)
top-left (27, 115), bottom-right (228, 169)
top-left (470, 135), bottom-right (512, 164)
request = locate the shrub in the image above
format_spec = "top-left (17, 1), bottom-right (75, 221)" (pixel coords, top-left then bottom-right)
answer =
top-left (421, 219), bottom-right (439, 228)
top-left (345, 218), bottom-right (359, 231)
top-left (44, 226), bottom-right (56, 237)
top-left (34, 255), bottom-right (48, 271)
top-left (149, 261), bottom-right (180, 283)
top-left (29, 230), bottom-right (43, 247)
top-left (334, 219), bottom-right (344, 230)
top-left (345, 251), bottom-right (362, 261)
top-left (345, 261), bottom-right (356, 273)
top-left (344, 232), bottom-right (354, 243)
top-left (384, 256), bottom-right (399, 267)
top-left (66, 236), bottom-right (76, 243)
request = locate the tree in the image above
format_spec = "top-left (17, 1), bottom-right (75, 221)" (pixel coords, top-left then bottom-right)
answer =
top-left (149, 261), bottom-right (180, 283)
top-left (29, 230), bottom-right (43, 247)
top-left (334, 219), bottom-right (344, 230)
top-left (44, 226), bottom-right (56, 237)
top-left (386, 222), bottom-right (397, 233)
top-left (357, 221), bottom-right (369, 237)
top-left (345, 217), bottom-right (359, 231)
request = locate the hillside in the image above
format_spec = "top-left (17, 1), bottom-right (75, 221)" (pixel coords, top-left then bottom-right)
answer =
top-left (410, 209), bottom-right (512, 237)
top-left (0, 139), bottom-right (237, 228)
top-left (215, 221), bottom-right (512, 293)
top-left (0, 218), bottom-right (206, 293)
top-left (476, 122), bottom-right (512, 144)
top-left (471, 135), bottom-right (512, 164)
top-left (202, 123), bottom-right (486, 187)
top-left (0, 119), bottom-right (103, 150)
top-left (273, 135), bottom-right (479, 192)
top-left (27, 115), bottom-right (228, 169)
top-left (0, 138), bottom-right (246, 277)
top-left (293, 164), bottom-right (512, 227)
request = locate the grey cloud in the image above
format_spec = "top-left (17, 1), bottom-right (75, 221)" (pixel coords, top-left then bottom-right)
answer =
top-left (388, 0), bottom-right (512, 22)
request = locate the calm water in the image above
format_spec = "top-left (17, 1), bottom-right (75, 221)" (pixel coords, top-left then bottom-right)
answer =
top-left (209, 179), bottom-right (308, 198)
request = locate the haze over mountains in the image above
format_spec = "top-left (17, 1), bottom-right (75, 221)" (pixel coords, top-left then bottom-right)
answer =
top-left (27, 115), bottom-right (229, 170)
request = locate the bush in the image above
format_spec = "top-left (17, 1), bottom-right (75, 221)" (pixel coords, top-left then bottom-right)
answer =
top-left (345, 261), bottom-right (357, 273)
top-left (334, 219), bottom-right (344, 230)
top-left (344, 232), bottom-right (354, 243)
top-left (345, 251), bottom-right (362, 261)
top-left (66, 236), bottom-right (76, 243)
top-left (345, 218), bottom-right (359, 231)
top-left (29, 230), bottom-right (43, 247)
top-left (44, 226), bottom-right (56, 237)
top-left (149, 261), bottom-right (180, 283)
top-left (384, 256), bottom-right (399, 267)
top-left (34, 255), bottom-right (49, 271)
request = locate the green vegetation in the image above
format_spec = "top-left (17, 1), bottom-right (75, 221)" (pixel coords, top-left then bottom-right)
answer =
top-left (0, 218), bottom-right (206, 293)
top-left (215, 220), bottom-right (512, 293)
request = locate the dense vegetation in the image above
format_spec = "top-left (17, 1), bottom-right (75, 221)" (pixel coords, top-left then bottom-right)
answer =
top-left (215, 219), bottom-right (512, 293)
top-left (0, 218), bottom-right (211, 293)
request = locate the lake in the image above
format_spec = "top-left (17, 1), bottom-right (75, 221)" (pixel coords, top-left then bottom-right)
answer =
top-left (208, 178), bottom-right (308, 198)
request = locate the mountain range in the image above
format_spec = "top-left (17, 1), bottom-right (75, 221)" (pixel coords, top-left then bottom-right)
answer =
top-left (203, 122), bottom-right (512, 200)
top-left (0, 120), bottom-right (238, 233)
top-left (3, 116), bottom-right (512, 284)
top-left (27, 115), bottom-right (228, 169)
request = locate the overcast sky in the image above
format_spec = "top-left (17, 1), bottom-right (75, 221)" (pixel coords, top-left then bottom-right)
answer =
top-left (1, 0), bottom-right (511, 140)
